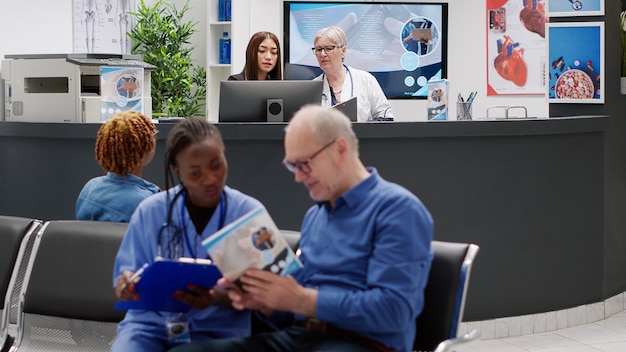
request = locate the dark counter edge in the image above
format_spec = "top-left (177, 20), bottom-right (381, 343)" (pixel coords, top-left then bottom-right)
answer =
top-left (0, 115), bottom-right (609, 140)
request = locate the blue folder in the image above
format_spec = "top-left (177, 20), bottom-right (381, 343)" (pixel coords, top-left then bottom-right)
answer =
top-left (114, 259), bottom-right (222, 313)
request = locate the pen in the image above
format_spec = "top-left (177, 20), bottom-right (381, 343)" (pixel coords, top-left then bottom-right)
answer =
top-left (467, 91), bottom-right (477, 104)
top-left (123, 262), bottom-right (149, 289)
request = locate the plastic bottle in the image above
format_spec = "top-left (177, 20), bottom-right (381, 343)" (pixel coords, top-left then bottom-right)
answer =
top-left (219, 31), bottom-right (231, 65)
top-left (218, 0), bottom-right (225, 21)
top-left (224, 0), bottom-right (232, 21)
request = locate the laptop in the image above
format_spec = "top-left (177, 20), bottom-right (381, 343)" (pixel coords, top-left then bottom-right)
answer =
top-left (331, 96), bottom-right (357, 122)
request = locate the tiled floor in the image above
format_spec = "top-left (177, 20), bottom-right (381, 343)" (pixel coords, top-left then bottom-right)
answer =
top-left (460, 310), bottom-right (626, 351)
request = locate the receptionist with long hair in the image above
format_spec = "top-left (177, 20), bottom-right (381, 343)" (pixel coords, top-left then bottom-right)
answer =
top-left (228, 31), bottom-right (282, 81)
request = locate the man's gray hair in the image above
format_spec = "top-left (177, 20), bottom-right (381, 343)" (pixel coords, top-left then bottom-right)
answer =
top-left (288, 105), bottom-right (359, 156)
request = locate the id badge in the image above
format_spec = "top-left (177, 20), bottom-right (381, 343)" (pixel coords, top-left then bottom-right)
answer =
top-left (166, 314), bottom-right (190, 344)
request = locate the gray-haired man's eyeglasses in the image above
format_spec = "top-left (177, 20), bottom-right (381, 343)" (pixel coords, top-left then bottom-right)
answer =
top-left (282, 139), bottom-right (336, 174)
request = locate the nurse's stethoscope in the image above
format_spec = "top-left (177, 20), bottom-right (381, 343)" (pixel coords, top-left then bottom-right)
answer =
top-left (157, 187), bottom-right (226, 259)
top-left (321, 64), bottom-right (354, 107)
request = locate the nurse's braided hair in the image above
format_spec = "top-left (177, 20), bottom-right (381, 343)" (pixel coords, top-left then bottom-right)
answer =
top-left (95, 111), bottom-right (156, 175)
top-left (159, 118), bottom-right (224, 258)
top-left (164, 117), bottom-right (225, 191)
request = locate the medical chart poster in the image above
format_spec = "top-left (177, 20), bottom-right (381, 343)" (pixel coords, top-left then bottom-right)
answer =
top-left (547, 0), bottom-right (604, 17)
top-left (72, 0), bottom-right (136, 54)
top-left (486, 0), bottom-right (547, 96)
top-left (546, 22), bottom-right (604, 104)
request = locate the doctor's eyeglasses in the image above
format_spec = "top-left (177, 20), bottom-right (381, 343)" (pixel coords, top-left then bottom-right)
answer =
top-left (311, 46), bottom-right (342, 55)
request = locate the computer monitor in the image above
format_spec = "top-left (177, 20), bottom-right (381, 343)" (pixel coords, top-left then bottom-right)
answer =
top-left (219, 80), bottom-right (323, 123)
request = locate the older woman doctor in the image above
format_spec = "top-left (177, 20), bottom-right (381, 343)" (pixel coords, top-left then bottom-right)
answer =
top-left (313, 26), bottom-right (394, 122)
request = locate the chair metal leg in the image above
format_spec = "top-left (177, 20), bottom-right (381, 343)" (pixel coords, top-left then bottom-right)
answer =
top-left (433, 329), bottom-right (479, 352)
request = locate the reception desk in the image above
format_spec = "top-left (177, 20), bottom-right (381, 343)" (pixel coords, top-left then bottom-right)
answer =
top-left (0, 117), bottom-right (614, 321)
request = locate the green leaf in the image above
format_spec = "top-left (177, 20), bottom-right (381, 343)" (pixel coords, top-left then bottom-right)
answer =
top-left (131, 0), bottom-right (206, 117)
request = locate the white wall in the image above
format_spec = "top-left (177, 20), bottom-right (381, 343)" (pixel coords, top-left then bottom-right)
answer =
top-left (172, 0), bottom-right (207, 70)
top-left (0, 0), bottom-right (548, 121)
top-left (0, 1), bottom-right (74, 61)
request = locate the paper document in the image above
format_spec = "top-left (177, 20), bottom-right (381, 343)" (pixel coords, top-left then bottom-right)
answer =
top-left (202, 207), bottom-right (303, 283)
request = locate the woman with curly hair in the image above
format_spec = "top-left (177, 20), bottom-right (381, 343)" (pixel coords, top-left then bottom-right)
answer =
top-left (76, 110), bottom-right (160, 222)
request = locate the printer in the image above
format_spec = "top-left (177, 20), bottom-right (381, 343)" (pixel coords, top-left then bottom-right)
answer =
top-left (2, 54), bottom-right (156, 123)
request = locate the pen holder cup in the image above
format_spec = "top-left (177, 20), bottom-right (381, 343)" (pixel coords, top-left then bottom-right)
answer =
top-left (456, 102), bottom-right (472, 120)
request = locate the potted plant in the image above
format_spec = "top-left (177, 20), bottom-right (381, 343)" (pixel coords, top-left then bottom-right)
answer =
top-left (128, 0), bottom-right (207, 118)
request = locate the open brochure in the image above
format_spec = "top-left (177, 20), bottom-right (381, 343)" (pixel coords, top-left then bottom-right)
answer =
top-left (202, 207), bottom-right (303, 282)
top-left (114, 258), bottom-right (221, 313)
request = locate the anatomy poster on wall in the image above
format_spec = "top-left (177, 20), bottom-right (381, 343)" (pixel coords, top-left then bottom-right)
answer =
top-left (546, 22), bottom-right (604, 104)
top-left (486, 0), bottom-right (547, 96)
top-left (72, 0), bottom-right (136, 54)
top-left (100, 66), bottom-right (144, 121)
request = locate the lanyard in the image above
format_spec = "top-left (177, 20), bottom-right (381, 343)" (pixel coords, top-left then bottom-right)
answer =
top-left (180, 191), bottom-right (226, 258)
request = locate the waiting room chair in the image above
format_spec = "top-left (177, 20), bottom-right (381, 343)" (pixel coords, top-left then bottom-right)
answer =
top-left (0, 216), bottom-right (43, 352)
top-left (258, 232), bottom-right (480, 352)
top-left (280, 229), bottom-right (301, 255)
top-left (10, 220), bottom-right (128, 352)
top-left (252, 230), bottom-right (480, 352)
top-left (413, 240), bottom-right (480, 352)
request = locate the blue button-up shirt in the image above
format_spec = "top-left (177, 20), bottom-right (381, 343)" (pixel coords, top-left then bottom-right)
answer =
top-left (294, 168), bottom-right (434, 352)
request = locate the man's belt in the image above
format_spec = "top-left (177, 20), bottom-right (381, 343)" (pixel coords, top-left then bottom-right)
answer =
top-left (295, 319), bottom-right (396, 352)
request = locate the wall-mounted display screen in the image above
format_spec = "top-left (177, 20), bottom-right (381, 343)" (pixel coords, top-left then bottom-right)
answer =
top-left (283, 1), bottom-right (448, 99)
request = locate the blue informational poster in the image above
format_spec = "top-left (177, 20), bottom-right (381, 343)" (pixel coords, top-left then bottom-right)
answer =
top-left (546, 22), bottom-right (604, 104)
top-left (547, 0), bottom-right (604, 17)
top-left (100, 66), bottom-right (144, 121)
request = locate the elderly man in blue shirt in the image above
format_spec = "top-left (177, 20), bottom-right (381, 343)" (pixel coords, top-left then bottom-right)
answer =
top-left (170, 105), bottom-right (434, 352)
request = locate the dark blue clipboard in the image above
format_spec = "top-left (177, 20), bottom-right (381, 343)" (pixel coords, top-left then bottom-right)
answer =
top-left (114, 259), bottom-right (222, 313)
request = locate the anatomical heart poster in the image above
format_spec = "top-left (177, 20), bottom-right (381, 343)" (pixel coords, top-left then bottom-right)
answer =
top-left (546, 22), bottom-right (604, 104)
top-left (487, 0), bottom-right (547, 96)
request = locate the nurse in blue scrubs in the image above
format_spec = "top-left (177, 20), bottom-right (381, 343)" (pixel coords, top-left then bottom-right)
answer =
top-left (111, 118), bottom-right (264, 352)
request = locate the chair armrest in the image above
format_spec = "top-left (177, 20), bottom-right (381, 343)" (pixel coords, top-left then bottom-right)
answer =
top-left (432, 329), bottom-right (479, 352)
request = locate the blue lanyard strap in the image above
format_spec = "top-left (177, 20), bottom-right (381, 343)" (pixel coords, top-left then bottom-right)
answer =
top-left (180, 191), bottom-right (226, 258)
